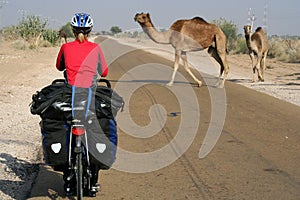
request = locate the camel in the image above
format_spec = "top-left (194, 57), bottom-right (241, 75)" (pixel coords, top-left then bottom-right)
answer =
top-left (134, 12), bottom-right (229, 88)
top-left (243, 25), bottom-right (269, 82)
top-left (58, 29), bottom-right (67, 44)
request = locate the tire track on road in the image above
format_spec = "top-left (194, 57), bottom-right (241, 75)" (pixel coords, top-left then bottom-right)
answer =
top-left (139, 84), bottom-right (214, 199)
top-left (110, 55), bottom-right (214, 198)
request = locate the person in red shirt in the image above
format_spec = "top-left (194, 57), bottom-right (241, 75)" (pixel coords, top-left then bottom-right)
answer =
top-left (56, 13), bottom-right (108, 197)
top-left (56, 14), bottom-right (108, 87)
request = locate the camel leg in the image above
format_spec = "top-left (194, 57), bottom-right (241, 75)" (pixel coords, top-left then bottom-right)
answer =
top-left (256, 53), bottom-right (264, 82)
top-left (167, 50), bottom-right (181, 86)
top-left (181, 52), bottom-right (202, 87)
top-left (208, 46), bottom-right (223, 86)
top-left (217, 52), bottom-right (229, 88)
top-left (260, 52), bottom-right (267, 82)
top-left (208, 46), bottom-right (228, 88)
top-left (249, 52), bottom-right (257, 82)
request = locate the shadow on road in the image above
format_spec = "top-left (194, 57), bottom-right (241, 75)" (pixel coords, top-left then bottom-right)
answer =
top-left (28, 164), bottom-right (69, 199)
top-left (108, 78), bottom-right (213, 88)
top-left (0, 153), bottom-right (68, 199)
top-left (0, 153), bottom-right (39, 199)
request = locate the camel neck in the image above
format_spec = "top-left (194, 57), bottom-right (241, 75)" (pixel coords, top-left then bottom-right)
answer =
top-left (245, 34), bottom-right (250, 40)
top-left (245, 34), bottom-right (252, 47)
top-left (142, 22), bottom-right (171, 44)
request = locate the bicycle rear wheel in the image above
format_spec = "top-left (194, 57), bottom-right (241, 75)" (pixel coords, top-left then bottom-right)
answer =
top-left (76, 152), bottom-right (83, 200)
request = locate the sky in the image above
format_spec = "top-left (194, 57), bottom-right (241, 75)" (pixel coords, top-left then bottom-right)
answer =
top-left (0, 0), bottom-right (299, 36)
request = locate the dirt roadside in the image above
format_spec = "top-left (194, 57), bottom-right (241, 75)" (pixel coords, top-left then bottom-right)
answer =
top-left (0, 37), bottom-right (299, 199)
top-left (0, 40), bottom-right (62, 200)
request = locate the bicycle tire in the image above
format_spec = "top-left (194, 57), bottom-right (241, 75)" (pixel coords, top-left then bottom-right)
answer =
top-left (76, 152), bottom-right (83, 200)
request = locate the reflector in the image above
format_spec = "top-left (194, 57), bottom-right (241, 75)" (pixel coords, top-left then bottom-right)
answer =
top-left (72, 126), bottom-right (86, 136)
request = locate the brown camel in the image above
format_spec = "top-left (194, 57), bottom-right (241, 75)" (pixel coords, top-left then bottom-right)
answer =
top-left (58, 29), bottom-right (67, 44)
top-left (134, 12), bottom-right (229, 88)
top-left (244, 25), bottom-right (269, 82)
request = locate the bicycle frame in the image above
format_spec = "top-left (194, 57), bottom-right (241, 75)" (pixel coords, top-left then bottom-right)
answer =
top-left (67, 119), bottom-right (92, 199)
top-left (68, 121), bottom-right (90, 166)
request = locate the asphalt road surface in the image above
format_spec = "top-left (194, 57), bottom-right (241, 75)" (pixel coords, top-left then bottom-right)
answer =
top-left (29, 37), bottom-right (300, 199)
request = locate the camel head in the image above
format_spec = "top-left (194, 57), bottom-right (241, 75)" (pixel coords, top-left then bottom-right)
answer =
top-left (243, 25), bottom-right (252, 35)
top-left (134, 12), bottom-right (151, 26)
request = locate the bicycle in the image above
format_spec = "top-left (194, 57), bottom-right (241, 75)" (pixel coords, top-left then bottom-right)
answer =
top-left (56, 101), bottom-right (99, 199)
top-left (32, 78), bottom-right (123, 199)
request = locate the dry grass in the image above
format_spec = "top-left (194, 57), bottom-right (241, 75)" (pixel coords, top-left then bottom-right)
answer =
top-left (268, 38), bottom-right (300, 63)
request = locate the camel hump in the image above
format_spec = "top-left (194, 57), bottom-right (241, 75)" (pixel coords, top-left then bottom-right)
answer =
top-left (192, 17), bottom-right (208, 24)
top-left (255, 27), bottom-right (263, 32)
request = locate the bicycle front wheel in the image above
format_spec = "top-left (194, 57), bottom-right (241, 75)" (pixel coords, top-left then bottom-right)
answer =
top-left (76, 152), bottom-right (83, 200)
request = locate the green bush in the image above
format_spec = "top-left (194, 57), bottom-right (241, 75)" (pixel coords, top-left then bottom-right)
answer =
top-left (233, 36), bottom-right (248, 54)
top-left (17, 15), bottom-right (47, 42)
top-left (110, 26), bottom-right (122, 35)
top-left (212, 18), bottom-right (238, 52)
top-left (43, 29), bottom-right (59, 46)
top-left (1, 14), bottom-right (62, 48)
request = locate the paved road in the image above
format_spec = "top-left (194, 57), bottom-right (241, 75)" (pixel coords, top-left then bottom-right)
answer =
top-left (29, 37), bottom-right (300, 199)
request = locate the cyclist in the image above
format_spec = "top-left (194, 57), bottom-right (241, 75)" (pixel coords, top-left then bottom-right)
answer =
top-left (56, 13), bottom-right (108, 196)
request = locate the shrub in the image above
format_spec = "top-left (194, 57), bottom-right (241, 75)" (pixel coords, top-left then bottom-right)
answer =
top-left (1, 14), bottom-right (64, 48)
top-left (212, 18), bottom-right (238, 52)
top-left (268, 38), bottom-right (300, 63)
top-left (42, 29), bottom-right (59, 46)
top-left (17, 15), bottom-right (47, 42)
top-left (110, 26), bottom-right (122, 35)
top-left (2, 26), bottom-right (20, 41)
top-left (233, 36), bottom-right (248, 54)
top-left (11, 39), bottom-right (28, 50)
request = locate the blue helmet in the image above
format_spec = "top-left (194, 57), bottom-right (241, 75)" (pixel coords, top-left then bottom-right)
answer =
top-left (71, 13), bottom-right (93, 34)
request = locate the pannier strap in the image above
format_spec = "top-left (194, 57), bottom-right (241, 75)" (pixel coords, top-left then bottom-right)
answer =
top-left (71, 86), bottom-right (93, 119)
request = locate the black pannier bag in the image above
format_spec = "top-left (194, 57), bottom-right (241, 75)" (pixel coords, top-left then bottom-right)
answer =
top-left (85, 117), bottom-right (118, 170)
top-left (40, 118), bottom-right (70, 166)
top-left (30, 79), bottom-right (124, 169)
top-left (95, 79), bottom-right (124, 119)
top-left (30, 79), bottom-right (72, 120)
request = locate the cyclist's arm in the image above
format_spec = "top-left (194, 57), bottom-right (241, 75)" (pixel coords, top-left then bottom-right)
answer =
top-left (97, 46), bottom-right (108, 77)
top-left (56, 45), bottom-right (66, 71)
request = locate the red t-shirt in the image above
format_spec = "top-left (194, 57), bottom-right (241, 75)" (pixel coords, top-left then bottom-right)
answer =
top-left (56, 39), bottom-right (108, 88)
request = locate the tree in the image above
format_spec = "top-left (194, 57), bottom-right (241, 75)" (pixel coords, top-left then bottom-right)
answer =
top-left (110, 26), bottom-right (122, 35)
top-left (212, 18), bottom-right (238, 52)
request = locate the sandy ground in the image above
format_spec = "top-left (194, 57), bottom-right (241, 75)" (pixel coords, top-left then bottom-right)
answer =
top-left (0, 36), bottom-right (299, 199)
top-left (0, 40), bottom-right (62, 200)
